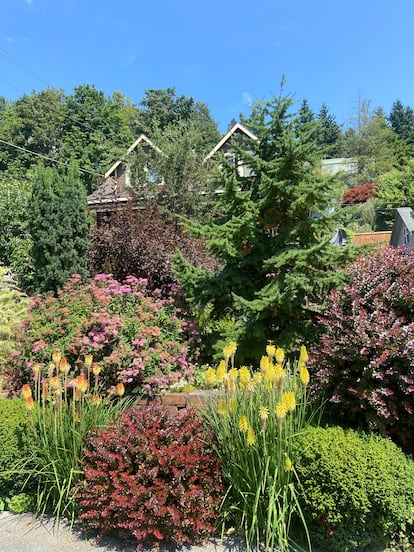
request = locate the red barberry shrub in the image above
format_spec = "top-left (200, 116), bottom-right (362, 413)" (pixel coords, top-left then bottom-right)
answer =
top-left (341, 182), bottom-right (377, 205)
top-left (5, 274), bottom-right (194, 395)
top-left (310, 247), bottom-right (414, 453)
top-left (77, 405), bottom-right (224, 550)
top-left (88, 206), bottom-right (218, 296)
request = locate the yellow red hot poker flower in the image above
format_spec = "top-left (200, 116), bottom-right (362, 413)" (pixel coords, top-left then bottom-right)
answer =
top-left (21, 384), bottom-right (32, 399)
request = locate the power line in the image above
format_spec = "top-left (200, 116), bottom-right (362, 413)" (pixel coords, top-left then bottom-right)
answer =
top-left (0, 137), bottom-right (103, 176)
top-left (0, 47), bottom-right (134, 151)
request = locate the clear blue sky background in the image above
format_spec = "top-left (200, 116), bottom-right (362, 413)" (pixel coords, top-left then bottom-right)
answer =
top-left (1, 0), bottom-right (413, 132)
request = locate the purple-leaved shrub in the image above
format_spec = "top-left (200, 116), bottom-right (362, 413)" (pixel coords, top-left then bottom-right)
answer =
top-left (5, 274), bottom-right (194, 396)
top-left (310, 247), bottom-right (414, 453)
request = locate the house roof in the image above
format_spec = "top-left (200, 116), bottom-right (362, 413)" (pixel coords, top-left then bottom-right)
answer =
top-left (104, 134), bottom-right (160, 179)
top-left (87, 176), bottom-right (130, 206)
top-left (204, 123), bottom-right (258, 162)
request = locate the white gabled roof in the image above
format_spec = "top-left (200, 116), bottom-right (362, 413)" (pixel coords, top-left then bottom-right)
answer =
top-left (104, 134), bottom-right (161, 179)
top-left (204, 123), bottom-right (258, 162)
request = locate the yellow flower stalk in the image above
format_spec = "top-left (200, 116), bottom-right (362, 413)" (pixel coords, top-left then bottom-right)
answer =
top-left (92, 363), bottom-right (102, 377)
top-left (253, 372), bottom-right (263, 385)
top-left (299, 345), bottom-right (309, 365)
top-left (21, 384), bottom-right (32, 399)
top-left (275, 347), bottom-right (285, 365)
top-left (74, 374), bottom-right (88, 393)
top-left (204, 367), bottom-right (217, 387)
top-left (239, 366), bottom-right (251, 386)
top-left (266, 343), bottom-right (276, 359)
top-left (274, 363), bottom-right (285, 383)
top-left (218, 400), bottom-right (228, 417)
top-left (84, 354), bottom-right (93, 369)
top-left (216, 360), bottom-right (226, 383)
top-left (32, 363), bottom-right (42, 376)
top-left (25, 396), bottom-right (34, 410)
top-left (52, 351), bottom-right (62, 366)
top-left (50, 375), bottom-right (61, 390)
top-left (284, 458), bottom-right (293, 472)
top-left (223, 341), bottom-right (237, 368)
top-left (238, 415), bottom-right (249, 432)
top-left (247, 425), bottom-right (256, 446)
top-left (259, 405), bottom-right (269, 422)
top-left (281, 391), bottom-right (296, 412)
top-left (245, 380), bottom-right (256, 395)
top-left (275, 402), bottom-right (287, 420)
top-left (116, 383), bottom-right (125, 397)
top-left (260, 355), bottom-right (270, 372)
top-left (59, 357), bottom-right (70, 375)
top-left (228, 367), bottom-right (238, 380)
top-left (299, 366), bottom-right (310, 386)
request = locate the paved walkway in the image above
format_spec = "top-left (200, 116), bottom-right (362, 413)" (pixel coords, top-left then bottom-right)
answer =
top-left (0, 512), bottom-right (245, 552)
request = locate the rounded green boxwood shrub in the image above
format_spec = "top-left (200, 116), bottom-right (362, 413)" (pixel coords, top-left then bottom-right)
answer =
top-left (0, 398), bottom-right (32, 500)
top-left (295, 426), bottom-right (414, 552)
top-left (77, 405), bottom-right (224, 549)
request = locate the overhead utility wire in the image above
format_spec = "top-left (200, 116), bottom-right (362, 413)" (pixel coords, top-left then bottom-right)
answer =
top-left (0, 137), bottom-right (103, 176)
top-left (0, 47), bottom-right (131, 150)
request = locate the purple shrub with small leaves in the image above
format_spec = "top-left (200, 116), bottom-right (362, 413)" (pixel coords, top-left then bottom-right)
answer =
top-left (5, 274), bottom-right (194, 395)
top-left (310, 247), bottom-right (414, 452)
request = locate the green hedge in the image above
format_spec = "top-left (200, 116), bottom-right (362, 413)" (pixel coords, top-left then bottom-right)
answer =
top-left (295, 426), bottom-right (414, 552)
top-left (0, 398), bottom-right (31, 499)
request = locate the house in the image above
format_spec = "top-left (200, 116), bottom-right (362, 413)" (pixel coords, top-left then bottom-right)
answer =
top-left (390, 207), bottom-right (414, 248)
top-left (87, 134), bottom-right (161, 213)
top-left (204, 123), bottom-right (258, 177)
top-left (320, 158), bottom-right (357, 176)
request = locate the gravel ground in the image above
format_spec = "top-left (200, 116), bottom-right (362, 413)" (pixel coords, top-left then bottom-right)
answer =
top-left (0, 512), bottom-right (246, 552)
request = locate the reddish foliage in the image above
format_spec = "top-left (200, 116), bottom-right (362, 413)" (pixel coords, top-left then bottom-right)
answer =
top-left (77, 405), bottom-right (224, 550)
top-left (310, 247), bottom-right (414, 453)
top-left (341, 182), bottom-right (377, 205)
top-left (88, 206), bottom-right (218, 296)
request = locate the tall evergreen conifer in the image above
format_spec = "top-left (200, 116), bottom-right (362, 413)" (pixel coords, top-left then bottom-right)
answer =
top-left (30, 161), bottom-right (90, 293)
top-left (174, 91), bottom-right (351, 359)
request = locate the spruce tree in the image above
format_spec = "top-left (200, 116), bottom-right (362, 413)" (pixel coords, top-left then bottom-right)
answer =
top-left (174, 92), bottom-right (351, 360)
top-left (30, 161), bottom-right (90, 293)
top-left (316, 103), bottom-right (343, 158)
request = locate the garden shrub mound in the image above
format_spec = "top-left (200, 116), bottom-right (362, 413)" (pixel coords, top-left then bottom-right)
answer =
top-left (310, 246), bottom-right (414, 453)
top-left (0, 398), bottom-right (32, 501)
top-left (88, 206), bottom-right (218, 296)
top-left (77, 405), bottom-right (224, 549)
top-left (5, 273), bottom-right (194, 396)
top-left (295, 426), bottom-right (414, 552)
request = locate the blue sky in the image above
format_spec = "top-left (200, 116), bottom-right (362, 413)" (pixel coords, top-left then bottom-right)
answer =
top-left (1, 0), bottom-right (414, 132)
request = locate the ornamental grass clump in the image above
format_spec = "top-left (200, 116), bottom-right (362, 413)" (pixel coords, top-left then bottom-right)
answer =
top-left (202, 342), bottom-right (312, 552)
top-left (16, 351), bottom-right (134, 523)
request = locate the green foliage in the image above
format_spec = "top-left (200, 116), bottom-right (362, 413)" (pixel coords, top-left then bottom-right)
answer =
top-left (343, 101), bottom-right (403, 184)
top-left (0, 398), bottom-right (31, 500)
top-left (0, 267), bottom-right (29, 373)
top-left (19, 363), bottom-right (135, 523)
top-left (377, 159), bottom-right (414, 208)
top-left (7, 493), bottom-right (35, 513)
top-left (174, 90), bottom-right (351, 360)
top-left (316, 103), bottom-right (343, 158)
top-left (30, 161), bottom-right (91, 293)
top-left (295, 426), bottom-right (414, 552)
top-left (202, 344), bottom-right (312, 551)
top-left (0, 177), bottom-right (33, 282)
